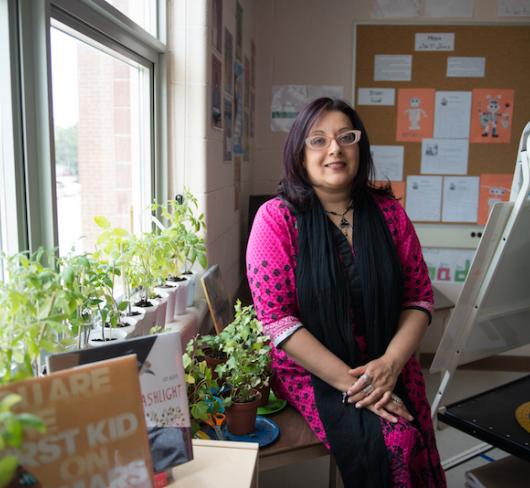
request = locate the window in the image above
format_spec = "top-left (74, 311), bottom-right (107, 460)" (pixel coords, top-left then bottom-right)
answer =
top-left (51, 21), bottom-right (152, 255)
top-left (7, 0), bottom-right (167, 255)
top-left (105, 0), bottom-right (158, 38)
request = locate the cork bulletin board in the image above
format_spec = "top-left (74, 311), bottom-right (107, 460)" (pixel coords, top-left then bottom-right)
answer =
top-left (352, 23), bottom-right (530, 224)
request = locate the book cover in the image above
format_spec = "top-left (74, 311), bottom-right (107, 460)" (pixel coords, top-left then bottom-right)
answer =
top-left (0, 355), bottom-right (154, 487)
top-left (47, 331), bottom-right (193, 473)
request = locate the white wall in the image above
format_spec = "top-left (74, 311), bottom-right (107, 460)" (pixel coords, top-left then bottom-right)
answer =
top-left (167, 0), bottom-right (256, 298)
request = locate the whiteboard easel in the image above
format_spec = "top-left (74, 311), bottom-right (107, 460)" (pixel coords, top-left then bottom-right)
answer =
top-left (430, 122), bottom-right (530, 418)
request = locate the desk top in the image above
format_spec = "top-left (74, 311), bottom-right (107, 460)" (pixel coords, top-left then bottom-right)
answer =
top-left (438, 375), bottom-right (530, 461)
top-left (169, 439), bottom-right (258, 487)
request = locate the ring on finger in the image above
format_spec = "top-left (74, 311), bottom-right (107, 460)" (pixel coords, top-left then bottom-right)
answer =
top-left (362, 385), bottom-right (373, 395)
top-left (360, 373), bottom-right (372, 384)
top-left (391, 394), bottom-right (402, 405)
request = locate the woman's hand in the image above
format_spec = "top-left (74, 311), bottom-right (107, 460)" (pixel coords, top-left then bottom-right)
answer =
top-left (346, 355), bottom-right (412, 420)
top-left (365, 393), bottom-right (413, 423)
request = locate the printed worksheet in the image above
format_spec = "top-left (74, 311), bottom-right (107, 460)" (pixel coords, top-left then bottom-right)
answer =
top-left (447, 57), bottom-right (485, 77)
top-left (442, 176), bottom-right (479, 222)
top-left (406, 175), bottom-right (442, 221)
top-left (421, 138), bottom-right (469, 175)
top-left (374, 55), bottom-right (412, 81)
top-left (396, 88), bottom-right (435, 141)
top-left (434, 91), bottom-right (472, 139)
top-left (371, 145), bottom-right (404, 181)
top-left (424, 0), bottom-right (473, 17)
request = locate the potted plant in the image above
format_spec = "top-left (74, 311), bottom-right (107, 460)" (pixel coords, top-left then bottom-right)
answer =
top-left (216, 301), bottom-right (271, 435)
top-left (0, 394), bottom-right (46, 488)
top-left (193, 334), bottom-right (227, 379)
top-left (0, 250), bottom-right (71, 380)
top-left (182, 336), bottom-right (231, 436)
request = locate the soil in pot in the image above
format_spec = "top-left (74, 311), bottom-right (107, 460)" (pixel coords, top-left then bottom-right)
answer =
top-left (204, 348), bottom-right (227, 378)
top-left (134, 299), bottom-right (154, 308)
top-left (167, 276), bottom-right (187, 282)
top-left (103, 321), bottom-right (130, 329)
top-left (90, 337), bottom-right (119, 342)
top-left (225, 391), bottom-right (262, 436)
top-left (125, 310), bottom-right (141, 317)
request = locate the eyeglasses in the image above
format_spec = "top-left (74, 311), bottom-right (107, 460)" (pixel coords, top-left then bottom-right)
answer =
top-left (304, 129), bottom-right (362, 150)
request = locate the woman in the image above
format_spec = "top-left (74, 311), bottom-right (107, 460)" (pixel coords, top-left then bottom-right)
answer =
top-left (246, 98), bottom-right (446, 487)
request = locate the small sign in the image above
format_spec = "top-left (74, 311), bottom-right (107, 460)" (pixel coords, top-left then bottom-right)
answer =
top-left (357, 88), bottom-right (395, 106)
top-left (415, 33), bottom-right (455, 51)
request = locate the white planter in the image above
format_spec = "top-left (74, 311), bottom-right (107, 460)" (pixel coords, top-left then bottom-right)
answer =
top-left (183, 272), bottom-right (198, 307)
top-left (152, 293), bottom-right (168, 329)
top-left (167, 278), bottom-right (189, 316)
top-left (130, 302), bottom-right (158, 337)
top-left (155, 285), bottom-right (177, 324)
top-left (88, 327), bottom-right (127, 347)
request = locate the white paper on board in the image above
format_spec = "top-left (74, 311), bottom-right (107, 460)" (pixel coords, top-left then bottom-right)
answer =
top-left (271, 85), bottom-right (344, 132)
top-left (371, 0), bottom-right (420, 18)
top-left (374, 55), bottom-right (412, 81)
top-left (406, 175), bottom-right (442, 221)
top-left (421, 139), bottom-right (469, 175)
top-left (424, 0), bottom-right (474, 18)
top-left (371, 146), bottom-right (404, 181)
top-left (447, 57), bottom-right (485, 77)
top-left (498, 0), bottom-right (530, 16)
top-left (357, 88), bottom-right (395, 106)
top-left (422, 247), bottom-right (476, 283)
top-left (434, 91), bottom-right (472, 139)
top-left (442, 176), bottom-right (479, 222)
top-left (415, 33), bottom-right (455, 51)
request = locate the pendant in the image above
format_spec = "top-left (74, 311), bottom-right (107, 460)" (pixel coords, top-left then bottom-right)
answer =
top-left (340, 217), bottom-right (349, 228)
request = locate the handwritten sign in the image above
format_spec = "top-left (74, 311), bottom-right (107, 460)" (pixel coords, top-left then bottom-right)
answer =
top-left (415, 33), bottom-right (455, 51)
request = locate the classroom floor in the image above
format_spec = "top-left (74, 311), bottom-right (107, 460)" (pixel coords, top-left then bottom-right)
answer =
top-left (259, 369), bottom-right (528, 488)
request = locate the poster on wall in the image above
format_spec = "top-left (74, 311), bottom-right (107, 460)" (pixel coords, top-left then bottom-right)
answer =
top-left (211, 0), bottom-right (222, 54)
top-left (498, 0), bottom-right (530, 16)
top-left (250, 90), bottom-right (255, 137)
top-left (0, 356), bottom-right (155, 487)
top-left (234, 156), bottom-right (241, 211)
top-left (224, 28), bottom-right (233, 95)
top-left (478, 173), bottom-right (512, 225)
top-left (371, 145), bottom-right (404, 181)
top-left (371, 0), bottom-right (420, 18)
top-left (211, 54), bottom-right (222, 130)
top-left (470, 88), bottom-right (515, 143)
top-left (233, 61), bottom-right (244, 154)
top-left (271, 85), bottom-right (344, 132)
top-left (396, 88), bottom-right (435, 141)
top-left (235, 1), bottom-right (243, 62)
top-left (422, 247), bottom-right (475, 283)
top-left (251, 40), bottom-right (256, 90)
top-left (420, 138), bottom-right (469, 175)
top-left (244, 56), bottom-right (250, 110)
top-left (223, 96), bottom-right (233, 161)
top-left (424, 0), bottom-right (473, 18)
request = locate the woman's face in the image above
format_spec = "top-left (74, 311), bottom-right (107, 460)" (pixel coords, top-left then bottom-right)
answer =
top-left (302, 110), bottom-right (360, 195)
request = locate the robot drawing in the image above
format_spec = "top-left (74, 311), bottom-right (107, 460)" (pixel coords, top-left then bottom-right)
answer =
top-left (478, 95), bottom-right (509, 138)
top-left (405, 97), bottom-right (427, 130)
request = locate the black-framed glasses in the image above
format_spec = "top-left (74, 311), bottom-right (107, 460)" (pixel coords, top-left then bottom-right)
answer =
top-left (304, 129), bottom-right (362, 150)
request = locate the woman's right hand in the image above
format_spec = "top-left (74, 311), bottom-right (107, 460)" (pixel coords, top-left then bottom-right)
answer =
top-left (364, 394), bottom-right (413, 424)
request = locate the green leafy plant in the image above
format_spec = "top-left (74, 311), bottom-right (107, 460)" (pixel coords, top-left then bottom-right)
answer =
top-left (0, 394), bottom-right (46, 488)
top-left (182, 336), bottom-right (230, 435)
top-left (216, 301), bottom-right (271, 403)
top-left (0, 250), bottom-right (71, 382)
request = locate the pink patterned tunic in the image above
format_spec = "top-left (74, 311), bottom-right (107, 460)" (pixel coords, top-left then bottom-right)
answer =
top-left (246, 196), bottom-right (446, 487)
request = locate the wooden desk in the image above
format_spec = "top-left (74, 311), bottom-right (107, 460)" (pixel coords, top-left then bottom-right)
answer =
top-left (170, 439), bottom-right (258, 487)
top-left (259, 405), bottom-right (339, 487)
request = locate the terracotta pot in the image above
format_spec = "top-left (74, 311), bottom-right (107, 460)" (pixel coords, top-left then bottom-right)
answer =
top-left (257, 384), bottom-right (270, 407)
top-left (225, 391), bottom-right (262, 435)
top-left (204, 349), bottom-right (226, 379)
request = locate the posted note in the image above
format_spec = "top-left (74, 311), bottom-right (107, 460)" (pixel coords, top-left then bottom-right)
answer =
top-left (421, 138), bottom-right (469, 175)
top-left (406, 175), bottom-right (442, 221)
top-left (371, 145), bottom-right (404, 181)
top-left (434, 91), bottom-right (472, 139)
top-left (374, 55), bottom-right (412, 81)
top-left (442, 176), bottom-right (479, 222)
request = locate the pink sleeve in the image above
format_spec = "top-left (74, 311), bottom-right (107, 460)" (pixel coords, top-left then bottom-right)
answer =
top-left (378, 198), bottom-right (434, 318)
top-left (246, 199), bottom-right (303, 347)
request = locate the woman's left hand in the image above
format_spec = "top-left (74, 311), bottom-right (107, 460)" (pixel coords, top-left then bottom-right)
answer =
top-left (346, 355), bottom-right (403, 408)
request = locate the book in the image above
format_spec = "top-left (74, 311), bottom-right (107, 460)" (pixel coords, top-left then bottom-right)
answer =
top-left (465, 455), bottom-right (530, 488)
top-left (47, 331), bottom-right (193, 473)
top-left (1, 355), bottom-right (154, 487)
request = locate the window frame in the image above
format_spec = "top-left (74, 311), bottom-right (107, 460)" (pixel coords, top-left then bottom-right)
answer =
top-left (8, 0), bottom-right (167, 253)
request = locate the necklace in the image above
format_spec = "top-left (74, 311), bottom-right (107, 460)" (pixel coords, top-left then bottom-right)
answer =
top-left (324, 201), bottom-right (354, 237)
